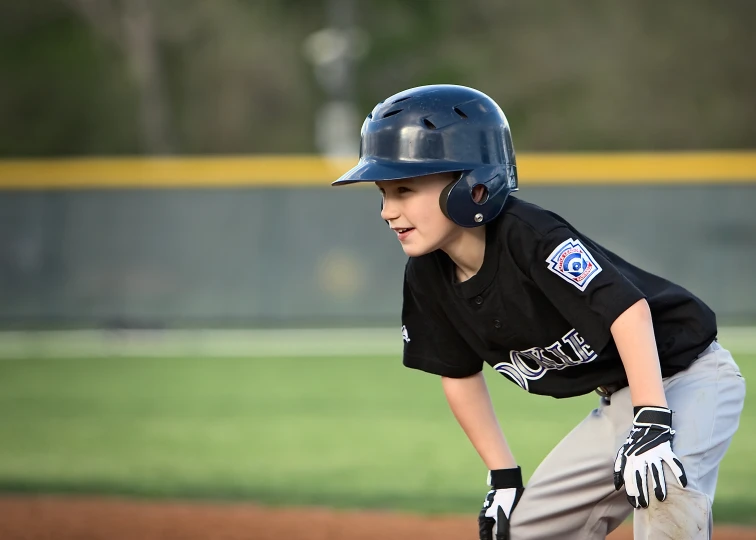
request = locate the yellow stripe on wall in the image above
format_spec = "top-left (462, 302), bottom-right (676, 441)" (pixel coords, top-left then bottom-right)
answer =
top-left (0, 152), bottom-right (754, 189)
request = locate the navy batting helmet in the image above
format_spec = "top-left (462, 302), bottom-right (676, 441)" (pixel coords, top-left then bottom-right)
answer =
top-left (332, 84), bottom-right (518, 228)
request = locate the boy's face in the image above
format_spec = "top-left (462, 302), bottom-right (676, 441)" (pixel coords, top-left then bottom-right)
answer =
top-left (376, 173), bottom-right (460, 257)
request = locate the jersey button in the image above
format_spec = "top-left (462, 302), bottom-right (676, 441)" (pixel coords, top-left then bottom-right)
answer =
top-left (474, 296), bottom-right (483, 305)
top-left (493, 319), bottom-right (502, 329)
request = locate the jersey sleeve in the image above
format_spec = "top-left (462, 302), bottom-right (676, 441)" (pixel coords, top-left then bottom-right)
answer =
top-left (401, 262), bottom-right (484, 378)
top-left (527, 226), bottom-right (646, 352)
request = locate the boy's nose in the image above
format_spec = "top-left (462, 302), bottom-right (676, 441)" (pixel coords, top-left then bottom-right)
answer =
top-left (380, 198), bottom-right (399, 221)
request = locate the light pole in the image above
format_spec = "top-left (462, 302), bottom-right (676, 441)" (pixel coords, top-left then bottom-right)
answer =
top-left (303, 0), bottom-right (368, 158)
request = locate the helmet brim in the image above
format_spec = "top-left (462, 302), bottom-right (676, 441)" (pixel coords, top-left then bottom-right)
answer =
top-left (332, 158), bottom-right (471, 186)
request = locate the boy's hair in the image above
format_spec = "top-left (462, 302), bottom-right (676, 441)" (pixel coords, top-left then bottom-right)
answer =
top-left (332, 84), bottom-right (518, 228)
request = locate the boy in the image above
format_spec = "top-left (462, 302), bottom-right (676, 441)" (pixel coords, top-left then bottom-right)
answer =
top-left (331, 84), bottom-right (745, 539)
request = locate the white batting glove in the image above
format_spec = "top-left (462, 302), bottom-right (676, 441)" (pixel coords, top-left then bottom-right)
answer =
top-left (613, 406), bottom-right (688, 508)
top-left (478, 467), bottom-right (525, 540)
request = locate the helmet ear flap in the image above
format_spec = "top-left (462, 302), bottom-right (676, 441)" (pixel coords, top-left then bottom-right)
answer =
top-left (439, 177), bottom-right (459, 221)
top-left (443, 166), bottom-right (512, 227)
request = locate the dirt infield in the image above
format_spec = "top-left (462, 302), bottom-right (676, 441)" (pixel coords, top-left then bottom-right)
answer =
top-left (0, 496), bottom-right (754, 540)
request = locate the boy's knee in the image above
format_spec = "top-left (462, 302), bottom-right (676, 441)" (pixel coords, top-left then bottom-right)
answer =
top-left (635, 483), bottom-right (711, 539)
top-left (507, 500), bottom-right (535, 540)
top-left (507, 519), bottom-right (529, 540)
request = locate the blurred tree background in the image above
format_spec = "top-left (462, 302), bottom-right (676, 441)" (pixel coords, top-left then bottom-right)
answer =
top-left (1, 0), bottom-right (754, 156)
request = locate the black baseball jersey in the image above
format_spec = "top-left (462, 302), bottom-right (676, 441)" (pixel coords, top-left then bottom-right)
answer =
top-left (401, 197), bottom-right (717, 398)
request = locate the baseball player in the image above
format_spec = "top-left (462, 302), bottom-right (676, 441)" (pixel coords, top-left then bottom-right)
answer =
top-left (332, 84), bottom-right (746, 539)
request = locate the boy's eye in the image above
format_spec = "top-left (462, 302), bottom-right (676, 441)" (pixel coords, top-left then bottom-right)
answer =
top-left (397, 186), bottom-right (411, 194)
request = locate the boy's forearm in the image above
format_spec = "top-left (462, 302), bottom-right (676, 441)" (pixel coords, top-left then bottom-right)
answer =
top-left (442, 372), bottom-right (517, 470)
top-left (610, 298), bottom-right (668, 408)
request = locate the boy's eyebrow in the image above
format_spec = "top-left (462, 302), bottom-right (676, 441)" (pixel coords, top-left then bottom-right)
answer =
top-left (377, 179), bottom-right (413, 192)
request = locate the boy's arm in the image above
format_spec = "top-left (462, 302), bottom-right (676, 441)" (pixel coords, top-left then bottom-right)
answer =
top-left (609, 298), bottom-right (667, 407)
top-left (442, 372), bottom-right (517, 469)
top-left (609, 298), bottom-right (687, 508)
top-left (443, 372), bottom-right (523, 540)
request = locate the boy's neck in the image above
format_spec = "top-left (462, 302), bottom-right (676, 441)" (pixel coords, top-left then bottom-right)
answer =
top-left (443, 226), bottom-right (487, 283)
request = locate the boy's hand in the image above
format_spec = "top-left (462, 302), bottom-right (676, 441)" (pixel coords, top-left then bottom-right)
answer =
top-left (478, 467), bottom-right (524, 540)
top-left (613, 406), bottom-right (688, 508)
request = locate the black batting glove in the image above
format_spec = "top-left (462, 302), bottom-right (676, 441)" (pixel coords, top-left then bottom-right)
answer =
top-left (478, 466), bottom-right (525, 540)
top-left (613, 406), bottom-right (688, 509)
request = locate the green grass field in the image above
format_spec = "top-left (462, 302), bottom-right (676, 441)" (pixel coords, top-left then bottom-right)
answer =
top-left (0, 349), bottom-right (753, 523)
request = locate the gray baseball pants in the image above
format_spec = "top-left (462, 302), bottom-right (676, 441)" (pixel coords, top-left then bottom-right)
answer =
top-left (509, 341), bottom-right (746, 539)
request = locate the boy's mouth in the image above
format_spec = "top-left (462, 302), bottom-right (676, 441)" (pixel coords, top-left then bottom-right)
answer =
top-left (393, 227), bottom-right (415, 241)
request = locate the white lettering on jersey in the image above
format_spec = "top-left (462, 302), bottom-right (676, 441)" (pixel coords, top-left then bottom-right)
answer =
top-left (493, 329), bottom-right (597, 391)
top-left (562, 328), bottom-right (598, 362)
top-left (401, 325), bottom-right (411, 343)
top-left (546, 238), bottom-right (602, 291)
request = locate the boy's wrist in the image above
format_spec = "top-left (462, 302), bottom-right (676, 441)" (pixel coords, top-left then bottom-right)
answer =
top-left (628, 386), bottom-right (668, 408)
top-left (487, 466), bottom-right (523, 489)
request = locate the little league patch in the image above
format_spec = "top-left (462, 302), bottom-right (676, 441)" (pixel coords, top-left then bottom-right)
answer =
top-left (546, 238), bottom-right (602, 291)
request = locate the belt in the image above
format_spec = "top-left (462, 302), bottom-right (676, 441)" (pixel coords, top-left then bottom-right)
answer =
top-left (594, 339), bottom-right (719, 398)
top-left (595, 382), bottom-right (626, 398)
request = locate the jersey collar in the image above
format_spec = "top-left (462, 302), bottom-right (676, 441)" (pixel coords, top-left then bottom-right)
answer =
top-left (448, 220), bottom-right (500, 299)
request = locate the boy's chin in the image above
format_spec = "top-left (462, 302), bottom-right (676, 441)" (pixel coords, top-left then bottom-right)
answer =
top-left (401, 243), bottom-right (433, 257)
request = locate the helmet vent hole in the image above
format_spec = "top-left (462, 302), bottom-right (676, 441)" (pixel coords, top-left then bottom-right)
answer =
top-left (422, 118), bottom-right (437, 130)
top-left (382, 109), bottom-right (403, 118)
top-left (473, 185), bottom-right (489, 205)
top-left (367, 113), bottom-right (373, 119)
top-left (453, 107), bottom-right (468, 119)
top-left (392, 96), bottom-right (412, 104)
